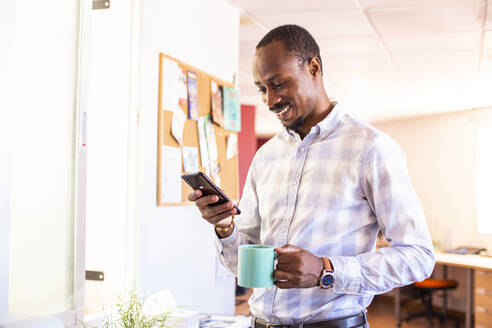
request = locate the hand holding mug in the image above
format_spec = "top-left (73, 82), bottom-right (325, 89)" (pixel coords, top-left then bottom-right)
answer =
top-left (238, 244), bottom-right (326, 289)
top-left (274, 244), bottom-right (324, 289)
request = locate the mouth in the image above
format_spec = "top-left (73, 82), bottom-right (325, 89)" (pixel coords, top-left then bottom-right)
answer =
top-left (271, 103), bottom-right (292, 121)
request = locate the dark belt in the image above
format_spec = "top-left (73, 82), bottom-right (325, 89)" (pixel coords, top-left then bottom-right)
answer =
top-left (252, 311), bottom-right (367, 328)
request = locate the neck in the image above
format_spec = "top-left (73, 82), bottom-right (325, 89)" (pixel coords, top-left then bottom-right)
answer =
top-left (296, 91), bottom-right (333, 139)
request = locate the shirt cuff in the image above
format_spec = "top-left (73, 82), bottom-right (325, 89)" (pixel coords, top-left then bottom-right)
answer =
top-left (213, 223), bottom-right (239, 254)
top-left (329, 256), bottom-right (362, 294)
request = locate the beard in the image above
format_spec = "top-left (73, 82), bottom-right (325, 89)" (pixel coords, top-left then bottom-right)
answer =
top-left (285, 116), bottom-right (305, 131)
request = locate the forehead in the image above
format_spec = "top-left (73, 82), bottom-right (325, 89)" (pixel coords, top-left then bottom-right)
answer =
top-left (252, 41), bottom-right (303, 82)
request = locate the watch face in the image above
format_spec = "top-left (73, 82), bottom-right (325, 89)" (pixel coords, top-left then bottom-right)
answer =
top-left (321, 273), bottom-right (334, 287)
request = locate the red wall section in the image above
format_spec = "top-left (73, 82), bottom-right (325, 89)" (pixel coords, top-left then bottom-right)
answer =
top-left (257, 137), bottom-right (271, 149)
top-left (238, 104), bottom-right (257, 198)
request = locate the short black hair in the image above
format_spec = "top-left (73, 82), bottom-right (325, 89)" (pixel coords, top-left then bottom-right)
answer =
top-left (256, 24), bottom-right (323, 74)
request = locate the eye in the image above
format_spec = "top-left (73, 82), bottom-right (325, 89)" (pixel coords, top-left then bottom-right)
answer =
top-left (271, 82), bottom-right (285, 89)
top-left (257, 87), bottom-right (266, 94)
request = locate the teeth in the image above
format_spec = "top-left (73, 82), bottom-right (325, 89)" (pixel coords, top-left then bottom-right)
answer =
top-left (278, 106), bottom-right (289, 115)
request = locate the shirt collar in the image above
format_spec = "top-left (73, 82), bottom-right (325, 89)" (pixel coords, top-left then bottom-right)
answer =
top-left (281, 102), bottom-right (343, 142)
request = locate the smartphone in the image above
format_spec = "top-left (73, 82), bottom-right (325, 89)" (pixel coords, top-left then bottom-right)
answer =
top-left (181, 172), bottom-right (241, 215)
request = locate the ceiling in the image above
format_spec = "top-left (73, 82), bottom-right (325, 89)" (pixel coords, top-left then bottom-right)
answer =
top-left (228, 0), bottom-right (492, 136)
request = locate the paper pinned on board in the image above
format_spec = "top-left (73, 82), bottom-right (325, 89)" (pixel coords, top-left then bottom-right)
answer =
top-left (226, 133), bottom-right (238, 160)
top-left (161, 58), bottom-right (181, 112)
top-left (187, 71), bottom-right (198, 121)
top-left (182, 146), bottom-right (199, 173)
top-left (171, 109), bottom-right (187, 146)
top-left (211, 80), bottom-right (224, 127)
top-left (197, 116), bottom-right (210, 176)
top-left (205, 115), bottom-right (220, 183)
top-left (223, 87), bottom-right (241, 132)
top-left (206, 117), bottom-right (218, 163)
top-left (178, 68), bottom-right (188, 107)
top-left (160, 145), bottom-right (182, 203)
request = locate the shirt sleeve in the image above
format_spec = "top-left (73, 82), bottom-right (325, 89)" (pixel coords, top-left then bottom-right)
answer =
top-left (330, 135), bottom-right (435, 295)
top-left (213, 153), bottom-right (262, 276)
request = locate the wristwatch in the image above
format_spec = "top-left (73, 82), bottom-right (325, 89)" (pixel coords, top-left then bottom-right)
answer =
top-left (319, 257), bottom-right (335, 289)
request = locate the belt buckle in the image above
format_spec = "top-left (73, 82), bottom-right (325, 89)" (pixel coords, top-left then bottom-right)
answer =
top-left (266, 323), bottom-right (283, 328)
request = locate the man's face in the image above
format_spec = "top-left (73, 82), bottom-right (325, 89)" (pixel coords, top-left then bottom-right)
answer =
top-left (253, 41), bottom-right (318, 130)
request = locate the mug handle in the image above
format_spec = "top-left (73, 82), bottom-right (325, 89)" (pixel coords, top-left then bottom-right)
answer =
top-left (273, 251), bottom-right (279, 282)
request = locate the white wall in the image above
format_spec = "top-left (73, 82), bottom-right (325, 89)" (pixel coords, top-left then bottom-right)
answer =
top-left (137, 0), bottom-right (239, 314)
top-left (0, 0), bottom-right (15, 314)
top-left (374, 108), bottom-right (492, 311)
top-left (374, 109), bottom-right (492, 251)
top-left (6, 0), bottom-right (80, 314)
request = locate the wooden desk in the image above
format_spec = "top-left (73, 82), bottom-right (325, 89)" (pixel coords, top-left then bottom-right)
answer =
top-left (394, 251), bottom-right (492, 328)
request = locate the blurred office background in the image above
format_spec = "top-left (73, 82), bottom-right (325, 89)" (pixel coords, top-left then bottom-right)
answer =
top-left (1, 0), bottom-right (492, 326)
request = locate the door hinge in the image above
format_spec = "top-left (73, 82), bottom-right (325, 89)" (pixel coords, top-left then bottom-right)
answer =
top-left (93, 0), bottom-right (110, 10)
top-left (86, 270), bottom-right (105, 281)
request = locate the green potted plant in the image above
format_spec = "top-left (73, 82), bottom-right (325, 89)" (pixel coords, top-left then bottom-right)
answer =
top-left (103, 290), bottom-right (172, 328)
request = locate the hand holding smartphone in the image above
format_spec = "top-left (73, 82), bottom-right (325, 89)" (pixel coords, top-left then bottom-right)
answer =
top-left (181, 172), bottom-right (241, 215)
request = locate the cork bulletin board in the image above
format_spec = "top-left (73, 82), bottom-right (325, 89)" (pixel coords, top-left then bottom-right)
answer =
top-left (157, 53), bottom-right (239, 206)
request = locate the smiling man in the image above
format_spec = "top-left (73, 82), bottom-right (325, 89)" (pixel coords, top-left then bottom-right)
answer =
top-left (189, 25), bottom-right (435, 327)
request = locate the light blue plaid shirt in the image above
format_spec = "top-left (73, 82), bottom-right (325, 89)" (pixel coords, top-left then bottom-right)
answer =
top-left (215, 104), bottom-right (435, 323)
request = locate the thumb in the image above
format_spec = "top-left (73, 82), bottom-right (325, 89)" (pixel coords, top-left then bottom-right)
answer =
top-left (274, 244), bottom-right (302, 254)
top-left (188, 189), bottom-right (202, 201)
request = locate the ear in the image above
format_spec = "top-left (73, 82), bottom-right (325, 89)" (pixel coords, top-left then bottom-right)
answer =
top-left (308, 57), bottom-right (322, 78)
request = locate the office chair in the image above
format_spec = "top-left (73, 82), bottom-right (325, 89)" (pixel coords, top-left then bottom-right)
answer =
top-left (397, 278), bottom-right (460, 328)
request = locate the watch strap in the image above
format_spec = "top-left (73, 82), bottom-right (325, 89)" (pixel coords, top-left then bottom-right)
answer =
top-left (322, 257), bottom-right (333, 272)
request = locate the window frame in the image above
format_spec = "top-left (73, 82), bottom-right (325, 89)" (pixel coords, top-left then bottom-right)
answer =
top-left (55, 0), bottom-right (91, 324)
top-left (475, 123), bottom-right (492, 235)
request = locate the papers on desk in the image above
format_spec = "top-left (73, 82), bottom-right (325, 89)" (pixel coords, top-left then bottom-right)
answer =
top-left (479, 250), bottom-right (492, 257)
top-left (200, 315), bottom-right (250, 328)
top-left (143, 289), bottom-right (200, 328)
top-left (444, 246), bottom-right (486, 255)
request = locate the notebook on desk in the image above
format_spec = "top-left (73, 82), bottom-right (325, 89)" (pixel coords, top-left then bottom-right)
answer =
top-left (445, 246), bottom-right (487, 255)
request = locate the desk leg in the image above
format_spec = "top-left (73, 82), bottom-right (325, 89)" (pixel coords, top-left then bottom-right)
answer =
top-left (465, 268), bottom-right (473, 328)
top-left (442, 265), bottom-right (448, 316)
top-left (394, 287), bottom-right (400, 320)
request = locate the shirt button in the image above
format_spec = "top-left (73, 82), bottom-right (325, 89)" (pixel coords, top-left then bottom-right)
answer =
top-left (301, 148), bottom-right (305, 152)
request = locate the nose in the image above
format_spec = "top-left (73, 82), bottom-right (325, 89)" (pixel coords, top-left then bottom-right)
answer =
top-left (265, 90), bottom-right (281, 108)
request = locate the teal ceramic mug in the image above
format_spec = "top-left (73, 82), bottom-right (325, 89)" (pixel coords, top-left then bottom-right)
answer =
top-left (238, 244), bottom-right (278, 288)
